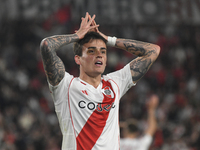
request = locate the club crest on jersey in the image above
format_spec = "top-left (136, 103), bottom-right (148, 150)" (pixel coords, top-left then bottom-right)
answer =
top-left (102, 86), bottom-right (114, 98)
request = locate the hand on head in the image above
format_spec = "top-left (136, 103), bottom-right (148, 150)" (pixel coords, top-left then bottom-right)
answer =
top-left (75, 12), bottom-right (108, 41)
top-left (75, 12), bottom-right (99, 39)
top-left (88, 14), bottom-right (99, 32)
top-left (88, 14), bottom-right (108, 41)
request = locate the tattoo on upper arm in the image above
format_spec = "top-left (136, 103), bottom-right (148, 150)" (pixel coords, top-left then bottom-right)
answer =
top-left (116, 39), bottom-right (159, 82)
top-left (130, 57), bottom-right (152, 82)
top-left (40, 35), bottom-right (78, 85)
top-left (41, 43), bottom-right (65, 86)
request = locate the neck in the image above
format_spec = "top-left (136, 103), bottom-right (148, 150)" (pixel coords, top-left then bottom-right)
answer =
top-left (79, 74), bottom-right (102, 88)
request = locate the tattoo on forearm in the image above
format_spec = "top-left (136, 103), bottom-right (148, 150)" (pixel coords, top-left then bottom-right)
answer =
top-left (116, 39), bottom-right (157, 57)
top-left (116, 39), bottom-right (159, 82)
top-left (40, 34), bottom-right (78, 85)
top-left (123, 42), bottom-right (146, 56)
top-left (130, 58), bottom-right (152, 81)
top-left (46, 34), bottom-right (78, 52)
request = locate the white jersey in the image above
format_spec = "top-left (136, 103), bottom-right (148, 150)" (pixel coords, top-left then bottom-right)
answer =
top-left (120, 134), bottom-right (153, 150)
top-left (48, 64), bottom-right (135, 150)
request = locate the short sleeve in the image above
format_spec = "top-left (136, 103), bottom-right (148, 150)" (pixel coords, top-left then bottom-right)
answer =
top-left (120, 134), bottom-right (152, 150)
top-left (137, 134), bottom-right (153, 150)
top-left (105, 63), bottom-right (135, 98)
top-left (48, 72), bottom-right (74, 105)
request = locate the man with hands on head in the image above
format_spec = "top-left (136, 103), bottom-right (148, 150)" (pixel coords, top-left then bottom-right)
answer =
top-left (40, 12), bottom-right (160, 150)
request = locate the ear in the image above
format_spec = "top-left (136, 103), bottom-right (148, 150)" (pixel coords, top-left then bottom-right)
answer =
top-left (74, 55), bottom-right (81, 65)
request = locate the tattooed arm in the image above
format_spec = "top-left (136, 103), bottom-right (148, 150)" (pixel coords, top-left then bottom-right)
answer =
top-left (40, 34), bottom-right (79, 86)
top-left (40, 12), bottom-right (98, 86)
top-left (115, 39), bottom-right (160, 84)
top-left (87, 16), bottom-right (160, 84)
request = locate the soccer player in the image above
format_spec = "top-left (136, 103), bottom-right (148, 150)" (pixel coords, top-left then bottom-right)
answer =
top-left (40, 12), bottom-right (160, 150)
top-left (120, 94), bottom-right (159, 150)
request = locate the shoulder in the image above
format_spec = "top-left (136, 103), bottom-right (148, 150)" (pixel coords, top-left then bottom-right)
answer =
top-left (137, 134), bottom-right (153, 145)
top-left (103, 63), bottom-right (135, 87)
top-left (103, 64), bottom-right (130, 79)
top-left (49, 72), bottom-right (74, 89)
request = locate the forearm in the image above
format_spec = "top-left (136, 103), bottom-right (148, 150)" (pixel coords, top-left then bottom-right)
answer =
top-left (40, 33), bottom-right (79, 52)
top-left (40, 34), bottom-right (79, 86)
top-left (114, 38), bottom-right (160, 83)
top-left (115, 39), bottom-right (160, 59)
top-left (146, 109), bottom-right (157, 136)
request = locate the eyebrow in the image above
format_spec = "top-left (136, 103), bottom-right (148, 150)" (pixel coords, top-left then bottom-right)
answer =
top-left (87, 46), bottom-right (107, 50)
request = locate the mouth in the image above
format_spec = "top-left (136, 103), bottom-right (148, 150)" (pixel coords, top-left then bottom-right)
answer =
top-left (95, 61), bottom-right (103, 66)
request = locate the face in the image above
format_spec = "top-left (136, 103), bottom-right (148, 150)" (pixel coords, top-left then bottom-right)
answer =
top-left (75, 39), bottom-right (107, 78)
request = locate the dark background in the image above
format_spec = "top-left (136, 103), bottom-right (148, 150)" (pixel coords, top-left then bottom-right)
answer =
top-left (0, 0), bottom-right (200, 149)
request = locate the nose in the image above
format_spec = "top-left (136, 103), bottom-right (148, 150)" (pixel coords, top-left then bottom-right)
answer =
top-left (96, 55), bottom-right (102, 58)
top-left (96, 50), bottom-right (102, 57)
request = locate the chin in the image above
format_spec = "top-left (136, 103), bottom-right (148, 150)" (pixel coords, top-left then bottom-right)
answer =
top-left (97, 69), bottom-right (105, 74)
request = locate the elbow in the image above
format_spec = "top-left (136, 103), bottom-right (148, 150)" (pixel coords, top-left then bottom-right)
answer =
top-left (149, 44), bottom-right (160, 59)
top-left (148, 44), bottom-right (160, 61)
top-left (154, 45), bottom-right (160, 57)
top-left (155, 45), bottom-right (160, 56)
top-left (40, 38), bottom-right (49, 52)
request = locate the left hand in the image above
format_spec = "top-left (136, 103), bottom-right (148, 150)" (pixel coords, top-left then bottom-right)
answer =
top-left (88, 14), bottom-right (108, 41)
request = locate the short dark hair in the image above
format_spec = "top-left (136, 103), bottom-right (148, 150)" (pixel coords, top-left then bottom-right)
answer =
top-left (126, 119), bottom-right (139, 133)
top-left (73, 32), bottom-right (107, 56)
top-left (127, 123), bottom-right (138, 133)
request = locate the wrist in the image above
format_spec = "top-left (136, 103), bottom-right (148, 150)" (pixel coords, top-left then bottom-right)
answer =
top-left (107, 36), bottom-right (117, 47)
top-left (75, 32), bottom-right (81, 39)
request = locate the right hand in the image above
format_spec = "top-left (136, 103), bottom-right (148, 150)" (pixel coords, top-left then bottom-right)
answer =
top-left (75, 12), bottom-right (99, 39)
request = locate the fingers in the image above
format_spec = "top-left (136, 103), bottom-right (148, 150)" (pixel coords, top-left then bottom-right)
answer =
top-left (82, 12), bottom-right (94, 25)
top-left (89, 14), bottom-right (99, 32)
top-left (90, 24), bottom-right (100, 31)
top-left (88, 15), bottom-right (94, 26)
top-left (83, 12), bottom-right (89, 24)
top-left (76, 12), bottom-right (99, 38)
top-left (88, 14), bottom-right (96, 27)
top-left (82, 12), bottom-right (99, 29)
top-left (80, 12), bottom-right (89, 27)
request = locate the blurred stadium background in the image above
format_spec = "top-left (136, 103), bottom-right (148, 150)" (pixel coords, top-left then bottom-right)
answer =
top-left (0, 0), bottom-right (200, 149)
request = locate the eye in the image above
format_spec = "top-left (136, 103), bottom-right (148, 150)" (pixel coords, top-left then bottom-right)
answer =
top-left (88, 49), bottom-right (95, 54)
top-left (101, 50), bottom-right (106, 54)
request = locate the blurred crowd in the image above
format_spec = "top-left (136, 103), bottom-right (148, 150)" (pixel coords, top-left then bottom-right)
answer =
top-left (1, 3), bottom-right (200, 150)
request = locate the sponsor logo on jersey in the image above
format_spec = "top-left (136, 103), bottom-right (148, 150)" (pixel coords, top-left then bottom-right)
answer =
top-left (78, 100), bottom-right (115, 112)
top-left (102, 86), bottom-right (114, 98)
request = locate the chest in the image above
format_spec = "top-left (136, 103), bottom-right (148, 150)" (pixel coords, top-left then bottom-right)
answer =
top-left (68, 78), bottom-right (118, 113)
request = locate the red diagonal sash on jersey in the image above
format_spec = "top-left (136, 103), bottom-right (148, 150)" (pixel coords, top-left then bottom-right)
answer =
top-left (76, 80), bottom-right (116, 150)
